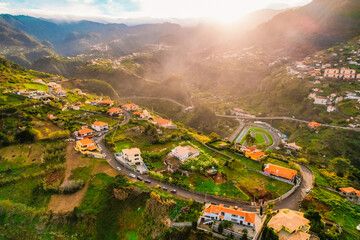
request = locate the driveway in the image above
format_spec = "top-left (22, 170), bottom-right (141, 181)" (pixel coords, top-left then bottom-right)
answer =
top-left (275, 165), bottom-right (314, 210)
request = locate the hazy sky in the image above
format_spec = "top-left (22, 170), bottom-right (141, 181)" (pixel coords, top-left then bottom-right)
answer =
top-left (0, 0), bottom-right (312, 23)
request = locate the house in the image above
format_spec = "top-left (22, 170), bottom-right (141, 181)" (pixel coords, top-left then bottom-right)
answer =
top-left (330, 93), bottom-right (337, 98)
top-left (76, 128), bottom-right (94, 138)
top-left (47, 114), bottom-right (58, 120)
top-left (313, 80), bottom-right (321, 84)
top-left (121, 148), bottom-right (143, 166)
top-left (324, 68), bottom-right (340, 78)
top-left (98, 100), bottom-right (114, 107)
top-left (75, 138), bottom-right (97, 152)
top-left (327, 106), bottom-right (335, 112)
top-left (268, 209), bottom-right (311, 240)
top-left (231, 107), bottom-right (244, 116)
top-left (122, 103), bottom-right (139, 111)
top-left (339, 187), bottom-right (360, 204)
top-left (312, 88), bottom-right (319, 92)
top-left (55, 89), bottom-right (66, 97)
top-left (313, 97), bottom-right (327, 105)
top-left (335, 97), bottom-right (343, 103)
top-left (340, 68), bottom-right (356, 79)
top-left (108, 107), bottom-right (123, 116)
top-left (308, 93), bottom-right (316, 99)
top-left (72, 106), bottom-right (80, 110)
top-left (245, 151), bottom-right (266, 162)
top-left (200, 203), bottom-right (256, 227)
top-left (33, 79), bottom-right (45, 84)
top-left (285, 142), bottom-right (302, 151)
top-left (139, 110), bottom-right (151, 120)
top-left (155, 118), bottom-right (174, 128)
top-left (264, 164), bottom-right (297, 182)
top-left (91, 121), bottom-right (109, 131)
top-left (171, 145), bottom-right (201, 162)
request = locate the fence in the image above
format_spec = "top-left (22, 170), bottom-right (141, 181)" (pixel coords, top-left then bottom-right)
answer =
top-left (171, 222), bottom-right (192, 228)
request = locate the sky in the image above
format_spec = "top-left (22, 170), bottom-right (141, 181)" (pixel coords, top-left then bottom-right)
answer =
top-left (0, 0), bottom-right (312, 24)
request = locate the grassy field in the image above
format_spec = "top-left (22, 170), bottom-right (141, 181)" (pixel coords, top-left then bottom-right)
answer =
top-left (24, 83), bottom-right (48, 91)
top-left (0, 93), bottom-right (24, 105)
top-left (254, 132), bottom-right (265, 144)
top-left (194, 177), bottom-right (250, 201)
top-left (309, 166), bottom-right (331, 188)
top-left (0, 144), bottom-right (45, 165)
top-left (114, 139), bottom-right (133, 152)
top-left (88, 115), bottom-right (119, 126)
top-left (309, 187), bottom-right (360, 239)
top-left (222, 160), bottom-right (293, 199)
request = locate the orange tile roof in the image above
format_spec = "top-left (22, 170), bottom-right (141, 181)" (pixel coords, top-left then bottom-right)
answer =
top-left (268, 209), bottom-right (309, 233)
top-left (308, 122), bottom-right (321, 128)
top-left (339, 187), bottom-right (360, 196)
top-left (248, 151), bottom-right (265, 159)
top-left (78, 138), bottom-right (94, 146)
top-left (265, 164), bottom-right (297, 180)
top-left (86, 145), bottom-right (98, 151)
top-left (108, 107), bottom-right (122, 113)
top-left (133, 111), bottom-right (141, 115)
top-left (100, 100), bottom-right (113, 104)
top-left (92, 121), bottom-right (108, 127)
top-left (155, 118), bottom-right (172, 125)
top-left (203, 204), bottom-right (256, 224)
top-left (78, 128), bottom-right (94, 135)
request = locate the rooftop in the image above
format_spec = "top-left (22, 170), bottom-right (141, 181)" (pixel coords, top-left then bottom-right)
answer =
top-left (92, 121), bottom-right (108, 127)
top-left (268, 209), bottom-right (310, 233)
top-left (204, 204), bottom-right (256, 224)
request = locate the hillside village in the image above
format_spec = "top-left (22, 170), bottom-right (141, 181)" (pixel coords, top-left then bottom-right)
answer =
top-left (286, 37), bottom-right (360, 128)
top-left (1, 60), bottom-right (360, 239)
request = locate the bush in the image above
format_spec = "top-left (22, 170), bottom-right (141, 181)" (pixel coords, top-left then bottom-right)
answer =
top-left (62, 180), bottom-right (85, 194)
top-left (181, 154), bottom-right (218, 172)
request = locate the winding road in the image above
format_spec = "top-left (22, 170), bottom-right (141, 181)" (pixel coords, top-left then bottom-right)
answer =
top-left (96, 111), bottom-right (314, 211)
top-left (216, 114), bottom-right (360, 132)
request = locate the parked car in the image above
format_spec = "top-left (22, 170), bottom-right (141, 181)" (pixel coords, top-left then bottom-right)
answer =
top-left (144, 179), bottom-right (151, 184)
top-left (103, 153), bottom-right (107, 158)
top-left (156, 184), bottom-right (161, 188)
top-left (116, 167), bottom-right (121, 171)
top-left (306, 188), bottom-right (311, 194)
top-left (137, 176), bottom-right (143, 181)
top-left (170, 189), bottom-right (177, 193)
top-left (162, 186), bottom-right (168, 191)
top-left (129, 173), bottom-right (136, 178)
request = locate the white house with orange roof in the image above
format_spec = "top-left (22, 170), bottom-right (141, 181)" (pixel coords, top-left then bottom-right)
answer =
top-left (335, 96), bottom-right (343, 103)
top-left (75, 138), bottom-right (97, 152)
top-left (339, 187), bottom-right (360, 204)
top-left (108, 107), bottom-right (123, 116)
top-left (99, 99), bottom-right (114, 107)
top-left (200, 203), bottom-right (256, 227)
top-left (285, 142), bottom-right (302, 151)
top-left (340, 68), bottom-right (356, 79)
top-left (91, 121), bottom-right (109, 131)
top-left (327, 106), bottom-right (335, 112)
top-left (264, 164), bottom-right (297, 182)
top-left (313, 97), bottom-right (327, 105)
top-left (122, 103), bottom-right (139, 111)
top-left (154, 118), bottom-right (176, 129)
top-left (324, 68), bottom-right (340, 78)
top-left (76, 128), bottom-right (94, 138)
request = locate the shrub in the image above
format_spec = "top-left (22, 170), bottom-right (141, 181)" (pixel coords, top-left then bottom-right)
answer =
top-left (62, 180), bottom-right (85, 194)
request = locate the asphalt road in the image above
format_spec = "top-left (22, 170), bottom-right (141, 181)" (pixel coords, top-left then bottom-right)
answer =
top-left (275, 165), bottom-right (314, 210)
top-left (216, 114), bottom-right (360, 132)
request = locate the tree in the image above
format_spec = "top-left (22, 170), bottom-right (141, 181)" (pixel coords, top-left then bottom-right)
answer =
top-left (262, 226), bottom-right (279, 240)
top-left (218, 222), bottom-right (224, 233)
top-left (266, 202), bottom-right (274, 214)
top-left (304, 208), bottom-right (324, 233)
top-left (329, 157), bottom-right (352, 177)
top-left (209, 132), bottom-right (220, 142)
top-left (241, 233), bottom-right (248, 240)
top-left (15, 129), bottom-right (35, 143)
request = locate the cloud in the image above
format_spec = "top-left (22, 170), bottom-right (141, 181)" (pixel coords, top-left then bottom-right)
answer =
top-left (0, 0), bottom-right (312, 23)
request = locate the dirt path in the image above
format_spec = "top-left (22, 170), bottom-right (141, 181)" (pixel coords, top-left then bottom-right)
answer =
top-left (48, 144), bottom-right (118, 213)
top-left (48, 182), bottom-right (89, 213)
top-left (62, 142), bottom-right (90, 187)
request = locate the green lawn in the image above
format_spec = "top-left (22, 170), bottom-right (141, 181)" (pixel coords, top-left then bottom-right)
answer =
top-left (24, 83), bottom-right (48, 91)
top-left (0, 93), bottom-right (24, 105)
top-left (222, 160), bottom-right (293, 199)
top-left (115, 140), bottom-right (134, 152)
top-left (194, 177), bottom-right (250, 201)
top-left (69, 166), bottom-right (91, 182)
top-left (254, 132), bottom-right (265, 144)
top-left (309, 166), bottom-right (331, 188)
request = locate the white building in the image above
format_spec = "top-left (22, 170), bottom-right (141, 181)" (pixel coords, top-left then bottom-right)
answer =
top-left (121, 148), bottom-right (143, 166)
top-left (327, 106), bottom-right (335, 112)
top-left (91, 121), bottom-right (109, 131)
top-left (314, 97), bottom-right (328, 105)
top-left (171, 145), bottom-right (200, 162)
top-left (200, 203), bottom-right (256, 227)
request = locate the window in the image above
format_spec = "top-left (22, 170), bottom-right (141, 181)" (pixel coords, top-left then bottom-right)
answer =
top-left (231, 214), bottom-right (238, 218)
top-left (221, 212), bottom-right (225, 216)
